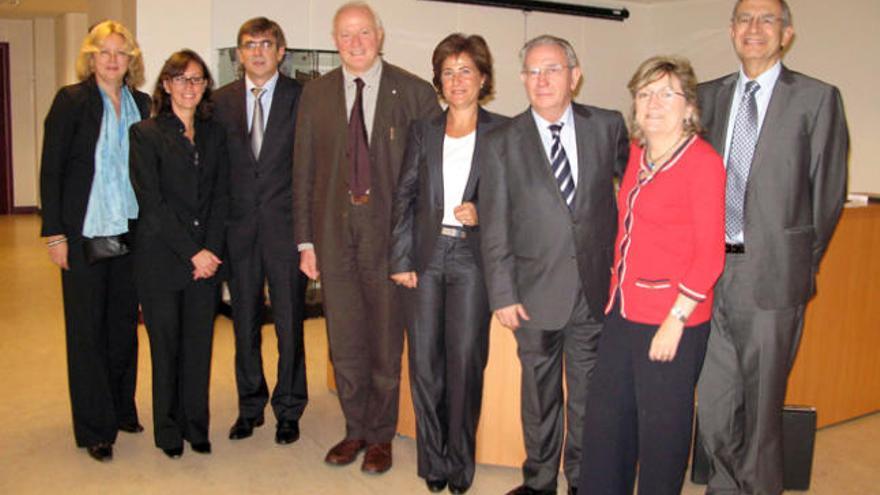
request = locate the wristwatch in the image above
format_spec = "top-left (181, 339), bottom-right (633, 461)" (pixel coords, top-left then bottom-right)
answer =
top-left (670, 306), bottom-right (688, 324)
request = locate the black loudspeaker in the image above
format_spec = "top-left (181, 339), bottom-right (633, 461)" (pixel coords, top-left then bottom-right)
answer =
top-left (691, 405), bottom-right (817, 490)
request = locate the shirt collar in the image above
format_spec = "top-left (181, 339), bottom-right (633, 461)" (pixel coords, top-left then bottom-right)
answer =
top-left (245, 71), bottom-right (280, 94)
top-left (736, 60), bottom-right (781, 92)
top-left (531, 104), bottom-right (574, 131)
top-left (342, 58), bottom-right (383, 88)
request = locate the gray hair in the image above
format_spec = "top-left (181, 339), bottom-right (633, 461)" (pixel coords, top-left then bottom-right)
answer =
top-left (731, 0), bottom-right (792, 27)
top-left (519, 35), bottom-right (580, 70)
top-left (332, 1), bottom-right (384, 34)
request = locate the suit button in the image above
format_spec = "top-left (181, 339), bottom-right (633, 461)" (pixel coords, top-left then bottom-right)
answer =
top-left (193, 219), bottom-right (200, 227)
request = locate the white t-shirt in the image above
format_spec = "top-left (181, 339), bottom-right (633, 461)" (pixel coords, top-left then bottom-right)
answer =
top-left (441, 131), bottom-right (476, 227)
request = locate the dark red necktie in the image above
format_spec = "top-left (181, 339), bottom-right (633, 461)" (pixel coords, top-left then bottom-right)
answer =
top-left (348, 77), bottom-right (371, 197)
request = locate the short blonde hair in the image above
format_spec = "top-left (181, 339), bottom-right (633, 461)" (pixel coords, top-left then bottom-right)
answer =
top-left (627, 55), bottom-right (702, 144)
top-left (75, 20), bottom-right (145, 88)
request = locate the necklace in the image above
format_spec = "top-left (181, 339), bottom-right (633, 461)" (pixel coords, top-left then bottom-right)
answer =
top-left (646, 134), bottom-right (685, 168)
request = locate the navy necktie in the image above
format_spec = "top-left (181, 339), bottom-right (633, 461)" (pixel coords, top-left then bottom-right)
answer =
top-left (549, 123), bottom-right (575, 209)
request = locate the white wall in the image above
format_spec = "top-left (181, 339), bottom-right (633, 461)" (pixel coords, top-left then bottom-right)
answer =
top-left (136, 0), bottom-right (212, 94)
top-left (0, 19), bottom-right (38, 208)
top-left (33, 17), bottom-right (56, 196)
top-left (54, 12), bottom-right (88, 87)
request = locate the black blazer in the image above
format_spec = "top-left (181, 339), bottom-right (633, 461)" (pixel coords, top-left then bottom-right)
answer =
top-left (212, 74), bottom-right (303, 262)
top-left (40, 77), bottom-right (151, 238)
top-left (129, 113), bottom-right (229, 291)
top-left (390, 108), bottom-right (508, 274)
top-left (479, 103), bottom-right (629, 328)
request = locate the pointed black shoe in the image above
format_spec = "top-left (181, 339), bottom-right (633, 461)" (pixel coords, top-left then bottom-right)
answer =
top-left (162, 446), bottom-right (183, 459)
top-left (275, 420), bottom-right (300, 445)
top-left (228, 416), bottom-right (265, 440)
top-left (86, 443), bottom-right (113, 462)
top-left (191, 441), bottom-right (211, 454)
top-left (449, 482), bottom-right (471, 494)
top-left (425, 479), bottom-right (446, 492)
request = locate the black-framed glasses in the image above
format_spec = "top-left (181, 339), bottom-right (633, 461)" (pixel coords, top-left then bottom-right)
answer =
top-left (170, 75), bottom-right (207, 87)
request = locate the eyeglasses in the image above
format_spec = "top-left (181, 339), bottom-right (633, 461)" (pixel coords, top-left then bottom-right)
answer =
top-left (635, 88), bottom-right (685, 104)
top-left (733, 13), bottom-right (783, 27)
top-left (96, 49), bottom-right (131, 61)
top-left (240, 39), bottom-right (276, 51)
top-left (522, 64), bottom-right (569, 80)
top-left (170, 75), bottom-right (208, 87)
top-left (441, 66), bottom-right (478, 80)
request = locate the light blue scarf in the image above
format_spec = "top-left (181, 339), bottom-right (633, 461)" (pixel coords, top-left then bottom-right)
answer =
top-left (82, 85), bottom-right (142, 237)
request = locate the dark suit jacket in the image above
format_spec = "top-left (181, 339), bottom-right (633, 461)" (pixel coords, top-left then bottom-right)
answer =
top-left (212, 74), bottom-right (302, 262)
top-left (699, 66), bottom-right (848, 309)
top-left (479, 103), bottom-right (629, 329)
top-left (292, 61), bottom-right (441, 275)
top-left (129, 113), bottom-right (229, 291)
top-left (40, 77), bottom-right (151, 238)
top-left (390, 108), bottom-right (508, 274)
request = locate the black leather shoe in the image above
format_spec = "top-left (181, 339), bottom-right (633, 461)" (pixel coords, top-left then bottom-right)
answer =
top-left (228, 416), bottom-right (265, 440)
top-left (275, 420), bottom-right (300, 445)
top-left (86, 443), bottom-right (113, 462)
top-left (162, 446), bottom-right (183, 459)
top-left (425, 479), bottom-right (446, 492)
top-left (118, 422), bottom-right (144, 433)
top-left (449, 483), bottom-right (471, 494)
top-left (191, 441), bottom-right (211, 454)
top-left (506, 485), bottom-right (556, 495)
top-left (568, 487), bottom-right (577, 495)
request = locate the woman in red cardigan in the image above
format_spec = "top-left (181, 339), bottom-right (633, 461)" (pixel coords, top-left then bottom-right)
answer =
top-left (578, 56), bottom-right (725, 495)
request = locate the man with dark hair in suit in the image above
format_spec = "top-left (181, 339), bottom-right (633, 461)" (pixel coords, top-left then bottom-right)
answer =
top-left (696, 1), bottom-right (848, 493)
top-left (292, 1), bottom-right (440, 474)
top-left (213, 17), bottom-right (307, 446)
top-left (479, 35), bottom-right (628, 495)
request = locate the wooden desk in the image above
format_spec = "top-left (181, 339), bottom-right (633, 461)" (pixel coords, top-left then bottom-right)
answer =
top-left (331, 204), bottom-right (880, 467)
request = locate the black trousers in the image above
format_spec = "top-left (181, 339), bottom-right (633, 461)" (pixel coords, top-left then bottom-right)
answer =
top-left (579, 309), bottom-right (709, 495)
top-left (140, 281), bottom-right (217, 449)
top-left (406, 235), bottom-right (490, 487)
top-left (61, 238), bottom-right (139, 448)
top-left (228, 244), bottom-right (307, 423)
top-left (516, 292), bottom-right (602, 492)
top-left (321, 205), bottom-right (405, 444)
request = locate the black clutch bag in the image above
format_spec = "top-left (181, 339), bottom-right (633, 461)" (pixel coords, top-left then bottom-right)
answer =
top-left (83, 235), bottom-right (130, 264)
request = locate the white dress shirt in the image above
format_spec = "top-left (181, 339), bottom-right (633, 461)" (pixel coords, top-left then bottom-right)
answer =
top-left (531, 104), bottom-right (579, 186)
top-left (245, 71), bottom-right (279, 132)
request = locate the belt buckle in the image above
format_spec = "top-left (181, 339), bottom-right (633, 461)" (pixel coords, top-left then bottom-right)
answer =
top-left (349, 193), bottom-right (370, 205)
top-left (440, 226), bottom-right (466, 239)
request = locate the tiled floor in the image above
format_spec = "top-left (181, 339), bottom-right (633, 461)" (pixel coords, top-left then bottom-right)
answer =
top-left (1, 214), bottom-right (877, 494)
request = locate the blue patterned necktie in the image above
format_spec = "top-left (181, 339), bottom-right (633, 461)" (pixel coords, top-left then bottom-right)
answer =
top-left (725, 80), bottom-right (760, 239)
top-left (549, 123), bottom-right (575, 209)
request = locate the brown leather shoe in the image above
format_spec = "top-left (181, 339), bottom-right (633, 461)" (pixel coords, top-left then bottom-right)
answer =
top-left (361, 442), bottom-right (392, 474)
top-left (324, 438), bottom-right (367, 465)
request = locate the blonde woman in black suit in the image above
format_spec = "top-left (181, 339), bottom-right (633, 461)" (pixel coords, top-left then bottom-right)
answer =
top-left (40, 20), bottom-right (150, 463)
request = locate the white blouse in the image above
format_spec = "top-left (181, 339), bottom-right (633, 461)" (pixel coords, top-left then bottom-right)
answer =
top-left (441, 131), bottom-right (476, 227)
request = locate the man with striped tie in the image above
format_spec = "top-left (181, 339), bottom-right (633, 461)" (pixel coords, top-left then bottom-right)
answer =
top-left (479, 35), bottom-right (629, 495)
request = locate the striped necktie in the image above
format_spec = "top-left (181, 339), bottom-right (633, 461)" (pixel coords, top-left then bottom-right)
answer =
top-left (549, 123), bottom-right (575, 209)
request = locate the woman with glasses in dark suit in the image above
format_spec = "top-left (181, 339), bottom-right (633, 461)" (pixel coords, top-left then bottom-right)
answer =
top-left (130, 49), bottom-right (228, 459)
top-left (40, 20), bottom-right (150, 463)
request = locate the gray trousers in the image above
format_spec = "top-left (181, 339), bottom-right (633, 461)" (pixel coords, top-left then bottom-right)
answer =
top-left (697, 254), bottom-right (805, 495)
top-left (515, 291), bottom-right (602, 492)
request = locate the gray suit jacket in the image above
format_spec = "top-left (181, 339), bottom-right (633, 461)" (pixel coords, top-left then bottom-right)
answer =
top-left (479, 103), bottom-right (628, 329)
top-left (292, 62), bottom-right (440, 275)
top-left (699, 66), bottom-right (848, 309)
